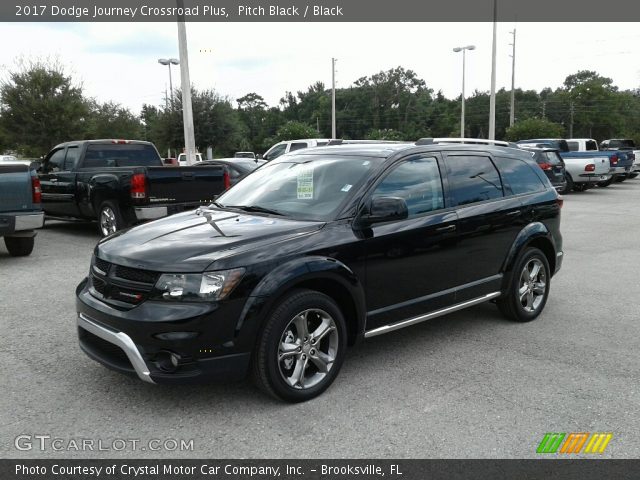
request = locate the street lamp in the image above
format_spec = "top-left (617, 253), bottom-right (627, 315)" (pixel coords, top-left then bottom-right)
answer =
top-left (157, 58), bottom-right (179, 107)
top-left (453, 45), bottom-right (475, 138)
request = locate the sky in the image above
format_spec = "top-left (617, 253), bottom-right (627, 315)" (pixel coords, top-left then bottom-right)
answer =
top-left (1, 22), bottom-right (639, 113)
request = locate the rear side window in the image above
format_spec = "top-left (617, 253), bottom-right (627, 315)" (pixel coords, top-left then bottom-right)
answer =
top-left (567, 141), bottom-right (578, 151)
top-left (493, 157), bottom-right (546, 195)
top-left (445, 155), bottom-right (503, 206)
top-left (586, 140), bottom-right (598, 151)
top-left (265, 144), bottom-right (287, 160)
top-left (289, 142), bottom-right (308, 152)
top-left (82, 144), bottom-right (161, 168)
top-left (64, 146), bottom-right (80, 170)
top-left (372, 156), bottom-right (444, 218)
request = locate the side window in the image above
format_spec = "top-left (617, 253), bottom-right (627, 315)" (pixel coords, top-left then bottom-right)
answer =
top-left (64, 146), bottom-right (80, 170)
top-left (493, 156), bottom-right (546, 195)
top-left (586, 140), bottom-right (598, 151)
top-left (44, 149), bottom-right (66, 173)
top-left (265, 144), bottom-right (286, 160)
top-left (289, 142), bottom-right (308, 152)
top-left (445, 155), bottom-right (503, 206)
top-left (372, 156), bottom-right (444, 218)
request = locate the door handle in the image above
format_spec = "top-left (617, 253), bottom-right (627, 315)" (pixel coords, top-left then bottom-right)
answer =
top-left (50, 178), bottom-right (58, 183)
top-left (506, 210), bottom-right (521, 216)
top-left (436, 225), bottom-right (456, 233)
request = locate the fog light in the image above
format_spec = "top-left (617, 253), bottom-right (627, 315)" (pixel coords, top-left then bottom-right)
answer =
top-left (155, 351), bottom-right (181, 373)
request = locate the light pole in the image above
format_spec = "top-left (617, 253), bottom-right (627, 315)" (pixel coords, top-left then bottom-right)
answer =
top-left (509, 28), bottom-right (516, 127)
top-left (158, 58), bottom-right (179, 106)
top-left (331, 57), bottom-right (337, 139)
top-left (488, 0), bottom-right (497, 140)
top-left (453, 45), bottom-right (475, 138)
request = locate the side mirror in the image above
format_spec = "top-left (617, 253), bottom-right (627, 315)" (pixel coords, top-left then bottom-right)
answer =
top-left (257, 153), bottom-right (264, 160)
top-left (360, 196), bottom-right (408, 225)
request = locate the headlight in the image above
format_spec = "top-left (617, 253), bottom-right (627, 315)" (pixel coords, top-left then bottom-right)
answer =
top-left (153, 268), bottom-right (245, 302)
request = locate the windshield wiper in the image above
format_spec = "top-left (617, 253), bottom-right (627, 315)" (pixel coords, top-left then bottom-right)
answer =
top-left (225, 205), bottom-right (284, 216)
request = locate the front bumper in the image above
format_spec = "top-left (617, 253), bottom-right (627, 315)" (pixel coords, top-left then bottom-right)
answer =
top-left (76, 278), bottom-right (252, 384)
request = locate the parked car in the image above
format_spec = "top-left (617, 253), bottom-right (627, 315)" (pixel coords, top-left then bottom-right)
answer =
top-left (234, 151), bottom-right (256, 159)
top-left (516, 139), bottom-right (570, 152)
top-left (518, 146), bottom-right (568, 193)
top-left (0, 163), bottom-right (43, 256)
top-left (177, 152), bottom-right (203, 166)
top-left (518, 142), bottom-right (610, 191)
top-left (263, 139), bottom-right (331, 161)
top-left (76, 139), bottom-right (563, 402)
top-left (1, 155), bottom-right (36, 167)
top-left (196, 158), bottom-right (265, 187)
top-left (600, 139), bottom-right (639, 179)
top-left (37, 140), bottom-right (228, 236)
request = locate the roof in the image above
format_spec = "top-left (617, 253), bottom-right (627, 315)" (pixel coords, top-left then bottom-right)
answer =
top-left (53, 139), bottom-right (154, 149)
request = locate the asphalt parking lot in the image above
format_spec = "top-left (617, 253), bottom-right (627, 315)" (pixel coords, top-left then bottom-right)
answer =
top-left (1, 180), bottom-right (640, 459)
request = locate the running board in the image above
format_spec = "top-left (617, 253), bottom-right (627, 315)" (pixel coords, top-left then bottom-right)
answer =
top-left (364, 292), bottom-right (501, 338)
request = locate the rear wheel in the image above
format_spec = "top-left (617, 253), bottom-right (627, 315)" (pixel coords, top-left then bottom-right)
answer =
top-left (97, 201), bottom-right (124, 237)
top-left (252, 289), bottom-right (347, 402)
top-left (628, 173), bottom-right (638, 179)
top-left (572, 183), bottom-right (587, 192)
top-left (598, 177), bottom-right (614, 187)
top-left (615, 175), bottom-right (626, 183)
top-left (559, 174), bottom-right (573, 194)
top-left (497, 247), bottom-right (550, 322)
top-left (4, 236), bottom-right (35, 256)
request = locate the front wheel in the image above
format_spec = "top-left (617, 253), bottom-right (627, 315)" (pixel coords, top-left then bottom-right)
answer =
top-left (4, 236), bottom-right (35, 256)
top-left (559, 174), bottom-right (573, 194)
top-left (252, 289), bottom-right (347, 402)
top-left (497, 247), bottom-right (551, 322)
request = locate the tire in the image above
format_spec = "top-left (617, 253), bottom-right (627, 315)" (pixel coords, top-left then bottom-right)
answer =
top-left (559, 174), bottom-right (573, 194)
top-left (597, 177), bottom-right (614, 188)
top-left (628, 173), bottom-right (638, 179)
top-left (4, 236), bottom-right (35, 256)
top-left (615, 175), bottom-right (626, 183)
top-left (497, 247), bottom-right (551, 323)
top-left (97, 201), bottom-right (124, 237)
top-left (252, 289), bottom-right (348, 402)
top-left (572, 183), bottom-right (587, 192)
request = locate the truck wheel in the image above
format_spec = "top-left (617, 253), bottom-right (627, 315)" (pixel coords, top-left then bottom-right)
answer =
top-left (615, 175), bottom-right (626, 183)
top-left (572, 183), bottom-right (586, 192)
top-left (4, 236), bottom-right (35, 256)
top-left (598, 177), bottom-right (614, 187)
top-left (252, 289), bottom-right (347, 402)
top-left (559, 174), bottom-right (573, 194)
top-left (97, 201), bottom-right (124, 237)
top-left (628, 173), bottom-right (639, 179)
top-left (497, 247), bottom-right (550, 323)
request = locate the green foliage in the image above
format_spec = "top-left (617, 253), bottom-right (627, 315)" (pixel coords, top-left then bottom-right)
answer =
top-left (84, 101), bottom-right (142, 140)
top-left (505, 118), bottom-right (565, 141)
top-left (273, 121), bottom-right (317, 142)
top-left (0, 59), bottom-right (89, 157)
top-left (365, 128), bottom-right (405, 140)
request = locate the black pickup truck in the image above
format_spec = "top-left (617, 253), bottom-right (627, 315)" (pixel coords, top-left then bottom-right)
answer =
top-left (38, 140), bottom-right (228, 236)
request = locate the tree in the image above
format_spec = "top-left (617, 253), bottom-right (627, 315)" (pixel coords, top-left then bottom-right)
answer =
top-left (85, 101), bottom-right (142, 140)
top-left (504, 118), bottom-right (565, 141)
top-left (365, 128), bottom-right (405, 140)
top-left (273, 121), bottom-right (317, 142)
top-left (237, 92), bottom-right (269, 151)
top-left (0, 59), bottom-right (89, 157)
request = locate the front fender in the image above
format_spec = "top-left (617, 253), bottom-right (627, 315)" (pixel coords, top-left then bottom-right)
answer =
top-left (235, 256), bottom-right (366, 349)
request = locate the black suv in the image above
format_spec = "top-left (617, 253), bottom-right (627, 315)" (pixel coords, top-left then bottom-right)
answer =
top-left (76, 140), bottom-right (563, 402)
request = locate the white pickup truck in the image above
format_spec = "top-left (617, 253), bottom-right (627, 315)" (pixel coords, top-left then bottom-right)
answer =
top-left (519, 142), bottom-right (611, 191)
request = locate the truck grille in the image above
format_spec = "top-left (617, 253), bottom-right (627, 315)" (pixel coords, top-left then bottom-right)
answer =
top-left (90, 256), bottom-right (159, 306)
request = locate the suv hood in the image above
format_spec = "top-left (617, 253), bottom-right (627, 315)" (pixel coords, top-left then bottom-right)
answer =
top-left (97, 208), bottom-right (324, 272)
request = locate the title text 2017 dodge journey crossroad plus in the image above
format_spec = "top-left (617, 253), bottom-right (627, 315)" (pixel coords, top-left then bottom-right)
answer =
top-left (76, 140), bottom-right (563, 402)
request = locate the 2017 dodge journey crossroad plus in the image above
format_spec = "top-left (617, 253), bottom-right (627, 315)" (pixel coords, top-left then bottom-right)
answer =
top-left (76, 139), bottom-right (563, 402)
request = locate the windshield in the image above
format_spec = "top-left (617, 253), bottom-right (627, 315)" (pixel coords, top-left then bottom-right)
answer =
top-left (541, 151), bottom-right (563, 165)
top-left (609, 139), bottom-right (635, 149)
top-left (216, 155), bottom-right (381, 220)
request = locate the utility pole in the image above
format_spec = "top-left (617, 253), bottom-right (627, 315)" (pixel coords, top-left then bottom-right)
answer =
top-left (488, 0), bottom-right (498, 140)
top-left (509, 28), bottom-right (516, 127)
top-left (176, 0), bottom-right (197, 166)
top-left (453, 45), bottom-right (475, 138)
top-left (569, 102), bottom-right (574, 138)
top-left (542, 101), bottom-right (546, 119)
top-left (331, 58), bottom-right (337, 139)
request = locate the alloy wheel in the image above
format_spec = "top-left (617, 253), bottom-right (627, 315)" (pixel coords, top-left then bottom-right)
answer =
top-left (518, 258), bottom-right (547, 313)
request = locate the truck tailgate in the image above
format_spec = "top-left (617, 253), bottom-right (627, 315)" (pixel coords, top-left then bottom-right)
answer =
top-left (0, 164), bottom-right (33, 213)
top-left (144, 165), bottom-right (226, 205)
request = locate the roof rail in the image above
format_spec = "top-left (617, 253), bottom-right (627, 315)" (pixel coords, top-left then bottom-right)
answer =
top-left (416, 137), bottom-right (513, 147)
